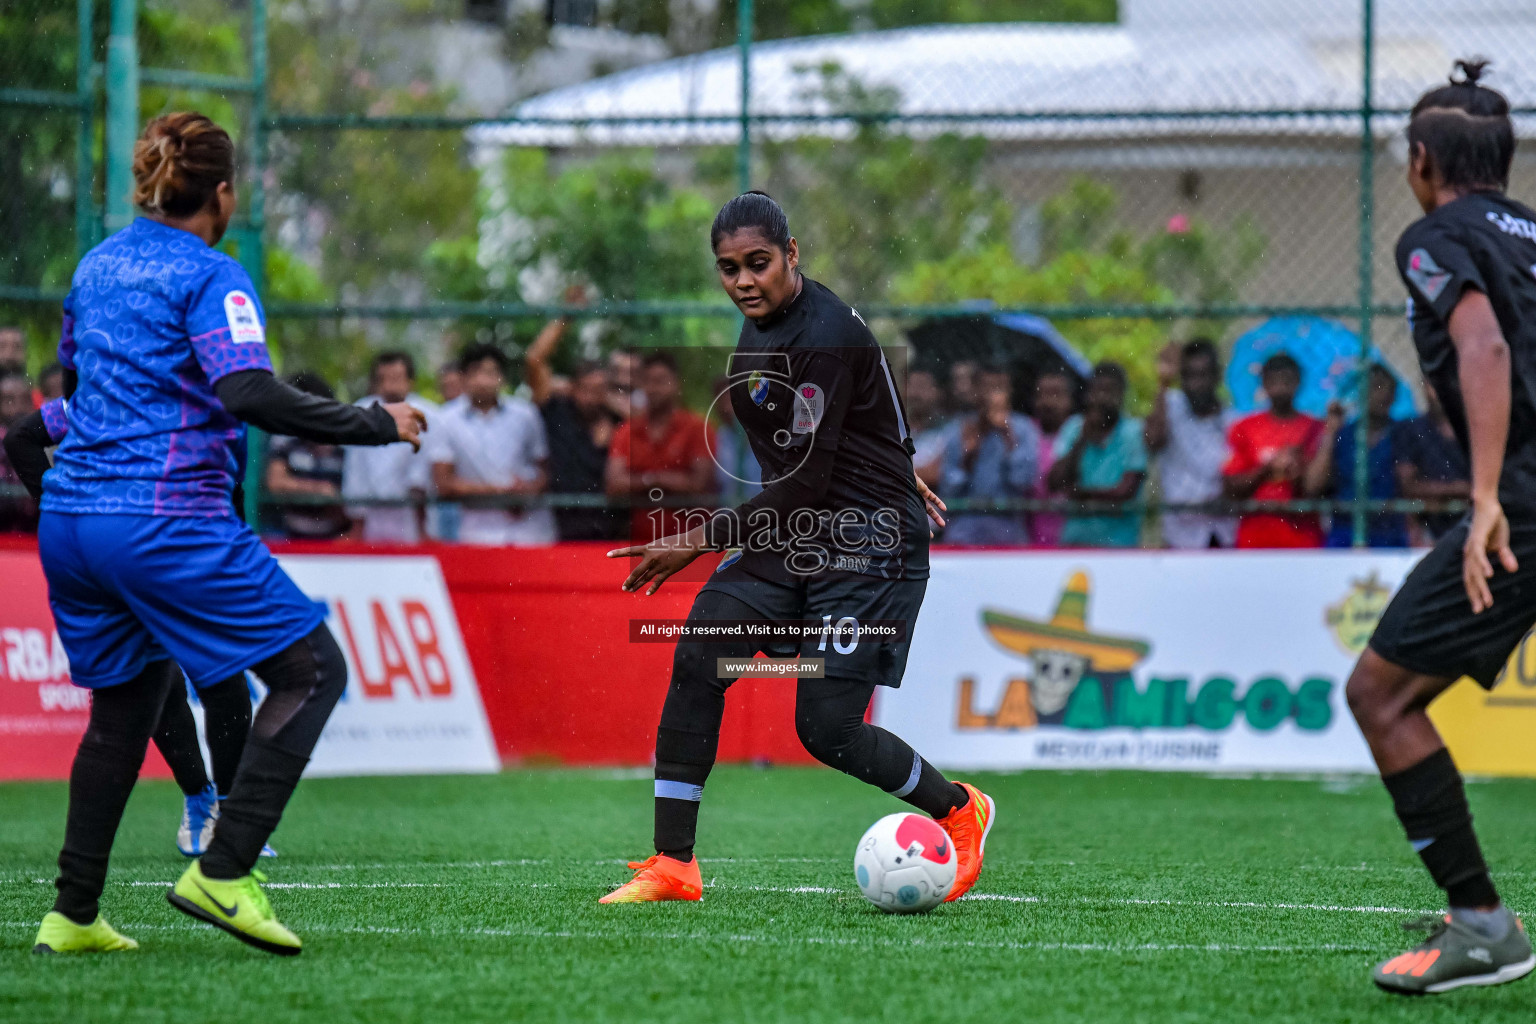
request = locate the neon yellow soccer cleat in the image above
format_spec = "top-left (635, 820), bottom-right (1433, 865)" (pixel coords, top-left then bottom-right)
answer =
top-left (167, 861), bottom-right (302, 956)
top-left (32, 911), bottom-right (139, 954)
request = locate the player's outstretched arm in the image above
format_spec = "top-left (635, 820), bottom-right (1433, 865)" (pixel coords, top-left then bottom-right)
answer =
top-left (1448, 289), bottom-right (1516, 613)
top-left (607, 522), bottom-right (709, 596)
top-left (215, 369), bottom-right (426, 450)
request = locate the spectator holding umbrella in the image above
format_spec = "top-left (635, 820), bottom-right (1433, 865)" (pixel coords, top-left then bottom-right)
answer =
top-left (939, 366), bottom-right (1039, 546)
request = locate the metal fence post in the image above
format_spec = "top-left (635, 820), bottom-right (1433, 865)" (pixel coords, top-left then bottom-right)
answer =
top-left (243, 0), bottom-right (269, 527)
top-left (104, 0), bottom-right (137, 234)
top-left (736, 0), bottom-right (753, 194)
top-left (247, 0), bottom-right (268, 299)
top-left (75, 0), bottom-right (97, 256)
top-left (1353, 0), bottom-right (1375, 548)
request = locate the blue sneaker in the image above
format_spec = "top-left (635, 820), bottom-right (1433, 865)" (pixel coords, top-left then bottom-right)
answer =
top-left (213, 795), bottom-right (278, 859)
top-left (177, 783), bottom-right (218, 857)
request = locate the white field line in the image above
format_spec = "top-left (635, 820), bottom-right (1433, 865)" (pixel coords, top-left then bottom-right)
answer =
top-left (12, 875), bottom-right (1433, 916)
top-left (0, 919), bottom-right (1376, 955)
top-left (4, 858), bottom-right (1499, 880)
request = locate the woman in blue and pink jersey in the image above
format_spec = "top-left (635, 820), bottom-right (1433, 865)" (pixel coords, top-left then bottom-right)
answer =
top-left (23, 112), bottom-right (424, 957)
top-left (8, 397), bottom-right (274, 862)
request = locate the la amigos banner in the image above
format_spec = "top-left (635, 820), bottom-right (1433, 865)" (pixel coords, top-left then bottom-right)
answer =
top-left (877, 550), bottom-right (1536, 776)
top-left (0, 552), bottom-right (498, 779)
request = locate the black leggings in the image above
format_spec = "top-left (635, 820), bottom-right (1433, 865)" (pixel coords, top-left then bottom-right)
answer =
top-left (651, 591), bottom-right (962, 857)
top-left (153, 674), bottom-right (253, 798)
top-left (52, 624), bottom-right (348, 922)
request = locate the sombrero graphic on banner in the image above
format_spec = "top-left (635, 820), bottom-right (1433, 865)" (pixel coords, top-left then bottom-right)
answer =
top-left (980, 571), bottom-right (1151, 722)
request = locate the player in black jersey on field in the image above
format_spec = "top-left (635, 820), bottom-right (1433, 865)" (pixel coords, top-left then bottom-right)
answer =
top-left (1346, 61), bottom-right (1536, 994)
top-left (600, 192), bottom-right (995, 904)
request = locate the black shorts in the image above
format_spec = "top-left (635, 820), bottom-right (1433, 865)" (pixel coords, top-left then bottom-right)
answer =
top-left (700, 558), bottom-right (927, 688)
top-left (1370, 515), bottom-right (1536, 688)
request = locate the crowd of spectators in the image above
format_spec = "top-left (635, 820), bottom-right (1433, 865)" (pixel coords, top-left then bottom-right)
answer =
top-left (0, 318), bottom-right (1474, 549)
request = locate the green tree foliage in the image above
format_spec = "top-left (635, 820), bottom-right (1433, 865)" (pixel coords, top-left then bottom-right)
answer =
top-left (760, 65), bottom-right (1011, 302)
top-left (259, 1), bottom-right (482, 385)
top-left (893, 177), bottom-right (1267, 408)
top-left (0, 0), bottom-right (244, 369)
top-left (478, 147), bottom-right (734, 366)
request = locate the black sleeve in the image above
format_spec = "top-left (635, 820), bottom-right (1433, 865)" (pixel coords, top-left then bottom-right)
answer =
top-left (215, 369), bottom-right (399, 447)
top-left (702, 350), bottom-right (855, 550)
top-left (1397, 219), bottom-right (1486, 323)
top-left (62, 368), bottom-right (77, 400)
top-left (2, 409), bottom-right (56, 500)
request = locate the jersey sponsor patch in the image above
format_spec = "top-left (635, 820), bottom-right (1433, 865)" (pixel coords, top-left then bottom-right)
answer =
top-left (1405, 248), bottom-right (1452, 303)
top-left (793, 382), bottom-right (824, 434)
top-left (223, 290), bottom-right (265, 344)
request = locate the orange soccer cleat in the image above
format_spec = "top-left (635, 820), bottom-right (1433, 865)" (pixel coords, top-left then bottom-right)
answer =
top-left (598, 854), bottom-right (704, 904)
top-left (934, 782), bottom-right (996, 902)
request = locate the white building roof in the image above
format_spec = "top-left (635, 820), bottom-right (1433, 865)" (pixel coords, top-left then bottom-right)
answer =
top-left (469, 0), bottom-right (1536, 149)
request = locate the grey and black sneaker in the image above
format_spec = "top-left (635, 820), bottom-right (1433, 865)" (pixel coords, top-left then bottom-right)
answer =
top-left (1373, 911), bottom-right (1535, 995)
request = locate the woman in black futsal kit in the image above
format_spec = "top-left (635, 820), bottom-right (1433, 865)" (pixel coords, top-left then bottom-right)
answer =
top-left (8, 400), bottom-right (272, 861)
top-left (1345, 61), bottom-right (1536, 994)
top-left (600, 192), bottom-right (995, 904)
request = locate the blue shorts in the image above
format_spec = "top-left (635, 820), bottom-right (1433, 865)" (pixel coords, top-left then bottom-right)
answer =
top-left (39, 512), bottom-right (326, 689)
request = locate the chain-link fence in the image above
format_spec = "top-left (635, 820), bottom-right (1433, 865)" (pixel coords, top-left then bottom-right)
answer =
top-left (3, 0), bottom-right (1532, 546)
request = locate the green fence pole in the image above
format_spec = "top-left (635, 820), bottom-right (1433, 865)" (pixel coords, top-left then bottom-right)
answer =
top-left (1353, 0), bottom-right (1374, 548)
top-left (242, 0), bottom-right (268, 527)
top-left (103, 0), bottom-right (137, 234)
top-left (75, 0), bottom-right (96, 256)
top-left (736, 0), bottom-right (752, 194)
top-left (246, 0), bottom-right (268, 298)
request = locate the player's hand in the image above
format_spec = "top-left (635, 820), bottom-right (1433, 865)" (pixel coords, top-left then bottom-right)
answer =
top-left (915, 471), bottom-right (946, 533)
top-left (384, 403), bottom-right (428, 451)
top-left (608, 532), bottom-right (706, 595)
top-left (1463, 498), bottom-right (1518, 614)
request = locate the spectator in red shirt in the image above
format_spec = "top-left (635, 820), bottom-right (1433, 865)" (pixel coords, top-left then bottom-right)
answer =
top-left (605, 351), bottom-right (716, 543)
top-left (1222, 352), bottom-right (1324, 548)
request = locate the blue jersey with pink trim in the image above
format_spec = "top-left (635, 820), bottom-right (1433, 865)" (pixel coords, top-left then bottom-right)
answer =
top-left (42, 218), bottom-right (272, 516)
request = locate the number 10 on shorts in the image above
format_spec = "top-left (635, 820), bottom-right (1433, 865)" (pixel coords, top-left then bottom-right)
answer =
top-left (818, 615), bottom-right (860, 655)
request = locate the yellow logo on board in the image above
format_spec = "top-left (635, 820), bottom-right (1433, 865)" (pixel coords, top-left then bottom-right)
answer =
top-left (1324, 572), bottom-right (1392, 655)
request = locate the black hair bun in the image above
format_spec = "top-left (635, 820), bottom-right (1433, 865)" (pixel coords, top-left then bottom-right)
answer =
top-left (1453, 58), bottom-right (1490, 86)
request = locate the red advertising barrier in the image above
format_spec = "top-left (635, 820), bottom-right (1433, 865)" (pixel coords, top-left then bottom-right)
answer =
top-left (0, 538), bottom-right (815, 774)
top-left (418, 542), bottom-right (815, 767)
top-left (0, 546), bottom-right (174, 780)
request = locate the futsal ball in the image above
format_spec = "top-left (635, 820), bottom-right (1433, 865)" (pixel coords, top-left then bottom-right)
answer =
top-left (853, 812), bottom-right (957, 913)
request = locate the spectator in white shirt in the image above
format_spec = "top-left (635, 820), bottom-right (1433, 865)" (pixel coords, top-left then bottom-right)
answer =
top-left (343, 350), bottom-right (437, 544)
top-left (1144, 339), bottom-right (1240, 548)
top-left (428, 344), bottom-right (556, 546)
top-left (437, 358), bottom-right (464, 407)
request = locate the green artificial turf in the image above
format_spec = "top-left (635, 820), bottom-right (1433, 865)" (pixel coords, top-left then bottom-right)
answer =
top-left (2, 768), bottom-right (1535, 1023)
